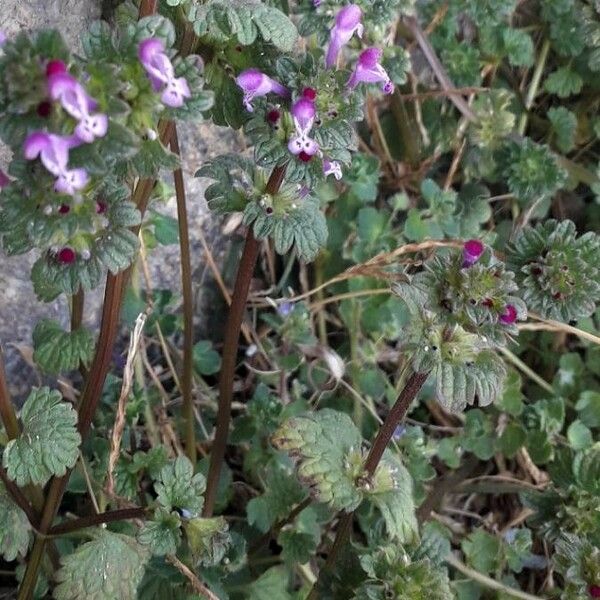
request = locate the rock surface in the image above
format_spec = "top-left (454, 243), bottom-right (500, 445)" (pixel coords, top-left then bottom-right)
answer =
top-left (0, 1), bottom-right (238, 401)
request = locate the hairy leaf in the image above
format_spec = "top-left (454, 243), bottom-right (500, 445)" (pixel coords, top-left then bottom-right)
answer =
top-left (2, 387), bottom-right (80, 486)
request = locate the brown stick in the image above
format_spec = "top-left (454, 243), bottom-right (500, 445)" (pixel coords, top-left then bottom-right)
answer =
top-left (0, 345), bottom-right (19, 441)
top-left (203, 164), bottom-right (287, 517)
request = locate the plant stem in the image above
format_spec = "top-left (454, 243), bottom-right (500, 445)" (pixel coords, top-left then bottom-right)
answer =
top-left (0, 465), bottom-right (38, 526)
top-left (306, 370), bottom-right (429, 600)
top-left (48, 507), bottom-right (148, 536)
top-left (0, 344), bottom-right (19, 441)
top-left (445, 553), bottom-right (545, 600)
top-left (171, 128), bottom-right (196, 465)
top-left (203, 164), bottom-right (287, 517)
top-left (70, 288), bottom-right (84, 332)
top-left (138, 0), bottom-right (158, 18)
top-left (518, 39), bottom-right (551, 135)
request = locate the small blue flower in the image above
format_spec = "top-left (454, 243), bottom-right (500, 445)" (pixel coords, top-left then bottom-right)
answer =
top-left (277, 301), bottom-right (294, 318)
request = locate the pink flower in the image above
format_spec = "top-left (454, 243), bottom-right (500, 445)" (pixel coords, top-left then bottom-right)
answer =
top-left (48, 72), bottom-right (108, 143)
top-left (45, 60), bottom-right (67, 78)
top-left (326, 4), bottom-right (363, 68)
top-left (139, 38), bottom-right (191, 108)
top-left (287, 98), bottom-right (319, 158)
top-left (347, 48), bottom-right (394, 94)
top-left (0, 169), bottom-right (10, 189)
top-left (23, 132), bottom-right (88, 195)
top-left (323, 158), bottom-right (342, 180)
top-left (499, 304), bottom-right (518, 325)
top-left (463, 239), bottom-right (484, 267)
top-left (235, 68), bottom-right (289, 112)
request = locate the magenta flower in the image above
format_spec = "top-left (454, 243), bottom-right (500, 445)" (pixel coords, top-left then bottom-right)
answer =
top-left (57, 247), bottom-right (77, 264)
top-left (48, 73), bottom-right (108, 143)
top-left (347, 48), bottom-right (394, 94)
top-left (323, 158), bottom-right (342, 180)
top-left (0, 169), bottom-right (10, 189)
top-left (499, 304), bottom-right (518, 325)
top-left (235, 68), bottom-right (289, 112)
top-left (139, 38), bottom-right (191, 108)
top-left (288, 98), bottom-right (319, 158)
top-left (23, 132), bottom-right (88, 195)
top-left (462, 239), bottom-right (484, 267)
top-left (326, 4), bottom-right (363, 68)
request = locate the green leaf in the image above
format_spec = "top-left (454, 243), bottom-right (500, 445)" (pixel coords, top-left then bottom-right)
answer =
top-left (2, 387), bottom-right (80, 486)
top-left (272, 409), bottom-right (364, 511)
top-left (544, 66), bottom-right (583, 98)
top-left (54, 530), bottom-right (149, 600)
top-left (246, 470), bottom-right (305, 533)
top-left (154, 456), bottom-right (206, 517)
top-left (192, 340), bottom-right (222, 376)
top-left (253, 5), bottom-right (298, 52)
top-left (150, 212), bottom-right (179, 245)
top-left (277, 529), bottom-right (317, 564)
top-left (183, 516), bottom-right (231, 567)
top-left (567, 420), bottom-right (593, 450)
top-left (462, 409), bottom-right (496, 460)
top-left (572, 446), bottom-right (600, 494)
top-left (32, 320), bottom-right (94, 374)
top-left (497, 422), bottom-right (526, 458)
top-left (575, 390), bottom-right (600, 428)
top-left (548, 107), bottom-right (577, 153)
top-left (0, 482), bottom-right (32, 561)
top-left (247, 566), bottom-right (291, 600)
top-left (137, 509), bottom-right (181, 556)
top-left (461, 529), bottom-right (501, 574)
top-left (502, 28), bottom-right (534, 67)
top-left (367, 455), bottom-right (419, 544)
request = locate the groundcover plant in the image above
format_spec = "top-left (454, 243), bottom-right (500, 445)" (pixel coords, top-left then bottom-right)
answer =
top-left (0, 0), bottom-right (599, 598)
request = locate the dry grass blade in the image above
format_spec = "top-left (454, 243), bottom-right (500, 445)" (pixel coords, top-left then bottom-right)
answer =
top-left (106, 312), bottom-right (148, 497)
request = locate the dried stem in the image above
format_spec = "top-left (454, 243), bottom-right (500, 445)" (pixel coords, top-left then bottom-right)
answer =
top-left (307, 371), bottom-right (429, 600)
top-left (203, 164), bottom-right (287, 517)
top-left (138, 0), bottom-right (158, 18)
top-left (171, 128), bottom-right (197, 465)
top-left (166, 554), bottom-right (220, 600)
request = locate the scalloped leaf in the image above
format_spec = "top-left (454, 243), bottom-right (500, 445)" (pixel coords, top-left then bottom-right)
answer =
top-left (32, 319), bottom-right (94, 374)
top-left (272, 409), bottom-right (364, 511)
top-left (2, 387), bottom-right (80, 486)
top-left (367, 455), bottom-right (419, 544)
top-left (54, 530), bottom-right (149, 600)
top-left (137, 509), bottom-right (181, 556)
top-left (183, 516), bottom-right (231, 567)
top-left (0, 482), bottom-right (32, 561)
top-left (154, 456), bottom-right (206, 517)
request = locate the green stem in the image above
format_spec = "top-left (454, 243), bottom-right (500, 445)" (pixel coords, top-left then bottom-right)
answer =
top-left (518, 39), bottom-right (551, 135)
top-left (203, 164), bottom-right (287, 517)
top-left (306, 370), bottom-right (429, 600)
top-left (445, 553), bottom-right (545, 600)
top-left (171, 128), bottom-right (197, 465)
top-left (70, 288), bottom-right (84, 332)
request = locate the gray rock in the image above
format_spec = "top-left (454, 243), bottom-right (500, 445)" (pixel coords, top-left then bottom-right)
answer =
top-left (0, 2), bottom-right (238, 400)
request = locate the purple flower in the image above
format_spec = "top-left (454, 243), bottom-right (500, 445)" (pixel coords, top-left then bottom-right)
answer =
top-left (139, 38), bottom-right (191, 108)
top-left (499, 304), bottom-right (518, 325)
top-left (0, 169), bottom-right (10, 189)
top-left (48, 73), bottom-right (108, 143)
top-left (462, 239), bottom-right (484, 267)
top-left (347, 48), bottom-right (394, 94)
top-left (0, 31), bottom-right (6, 47)
top-left (235, 68), bottom-right (289, 112)
top-left (277, 301), bottom-right (294, 317)
top-left (313, 0), bottom-right (322, 6)
top-left (393, 424), bottom-right (406, 440)
top-left (288, 98), bottom-right (319, 157)
top-left (23, 132), bottom-right (88, 195)
top-left (323, 158), bottom-right (342, 180)
top-left (326, 4), bottom-right (363, 68)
